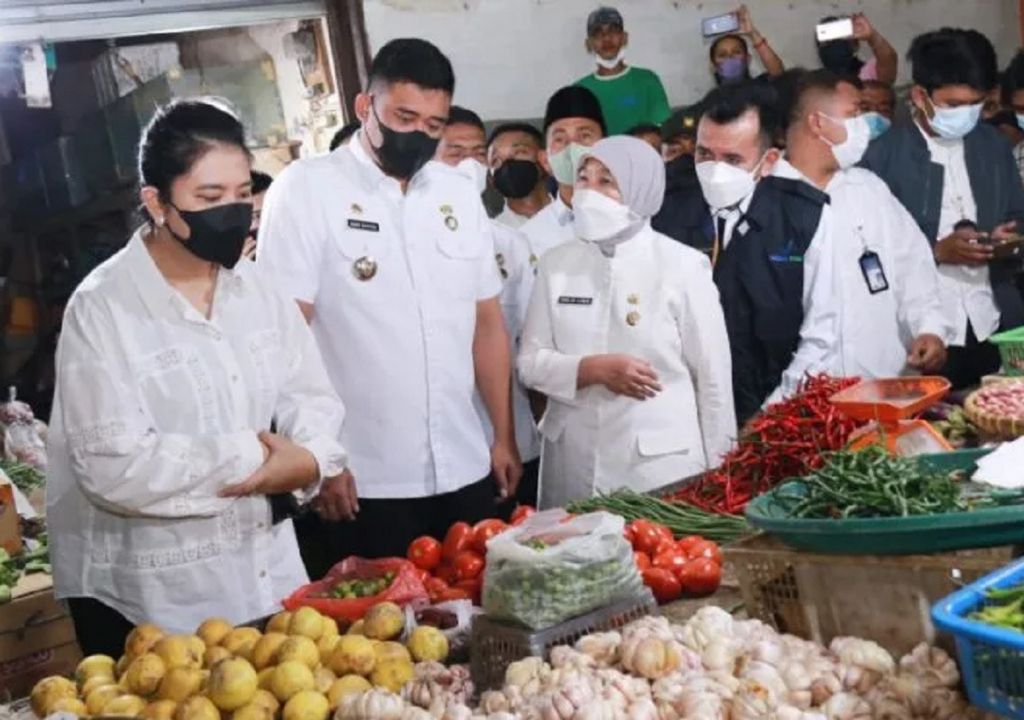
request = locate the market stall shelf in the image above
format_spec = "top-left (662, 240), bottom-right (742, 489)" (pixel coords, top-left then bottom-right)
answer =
top-left (729, 533), bottom-right (1013, 659)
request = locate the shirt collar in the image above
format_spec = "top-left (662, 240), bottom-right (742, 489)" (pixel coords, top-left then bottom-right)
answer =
top-left (126, 226), bottom-right (245, 324)
top-left (916, 118), bottom-right (963, 155)
top-left (555, 194), bottom-right (573, 226)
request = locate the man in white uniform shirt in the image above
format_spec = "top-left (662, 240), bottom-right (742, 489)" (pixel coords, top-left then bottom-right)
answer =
top-left (863, 28), bottom-right (1024, 389)
top-left (258, 39), bottom-right (521, 568)
top-left (777, 70), bottom-right (949, 378)
top-left (435, 106), bottom-right (541, 507)
top-left (520, 86), bottom-right (606, 273)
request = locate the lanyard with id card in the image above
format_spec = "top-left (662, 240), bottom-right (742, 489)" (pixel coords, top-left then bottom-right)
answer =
top-left (854, 224), bottom-right (889, 295)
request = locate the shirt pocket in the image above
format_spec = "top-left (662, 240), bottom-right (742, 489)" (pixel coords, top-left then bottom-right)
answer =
top-left (433, 227), bottom-right (486, 302)
top-left (636, 428), bottom-right (691, 458)
top-left (131, 346), bottom-right (207, 432)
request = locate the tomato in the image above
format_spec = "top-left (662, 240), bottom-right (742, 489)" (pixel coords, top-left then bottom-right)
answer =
top-left (633, 551), bottom-right (652, 571)
top-left (679, 557), bottom-right (721, 597)
top-left (407, 536), bottom-right (442, 571)
top-left (642, 567), bottom-right (682, 604)
top-left (676, 535), bottom-right (704, 555)
top-left (510, 505), bottom-right (535, 526)
top-left (472, 519), bottom-right (508, 555)
top-left (653, 538), bottom-right (677, 557)
top-left (651, 523), bottom-right (674, 546)
top-left (686, 539), bottom-right (723, 565)
top-left (413, 567), bottom-right (431, 584)
top-left (453, 550), bottom-right (485, 580)
top-left (455, 577), bottom-right (483, 604)
top-left (628, 520), bottom-right (662, 555)
top-left (624, 524), bottom-right (638, 547)
top-left (424, 576), bottom-right (449, 602)
top-left (442, 522), bottom-right (473, 562)
top-left (652, 549), bottom-right (688, 575)
top-left (435, 563), bottom-right (460, 586)
top-left (438, 587), bottom-right (472, 602)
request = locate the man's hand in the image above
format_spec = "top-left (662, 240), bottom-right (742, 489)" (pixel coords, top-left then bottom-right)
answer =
top-left (491, 440), bottom-right (522, 501)
top-left (851, 13), bottom-right (876, 41)
top-left (907, 333), bottom-right (947, 372)
top-left (220, 431), bottom-right (319, 497)
top-left (934, 227), bottom-right (993, 266)
top-left (313, 469), bottom-right (359, 521)
top-left (242, 236), bottom-right (257, 260)
top-left (593, 354), bottom-right (662, 400)
top-left (736, 4), bottom-right (755, 35)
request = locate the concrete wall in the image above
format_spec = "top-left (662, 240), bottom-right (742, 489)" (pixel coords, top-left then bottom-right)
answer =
top-left (363, 0), bottom-right (1021, 121)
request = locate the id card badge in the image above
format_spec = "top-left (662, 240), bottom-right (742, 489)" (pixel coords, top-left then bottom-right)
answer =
top-left (859, 250), bottom-right (890, 294)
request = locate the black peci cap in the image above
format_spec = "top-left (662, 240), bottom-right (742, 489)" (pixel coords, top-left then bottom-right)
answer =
top-left (543, 86), bottom-right (607, 135)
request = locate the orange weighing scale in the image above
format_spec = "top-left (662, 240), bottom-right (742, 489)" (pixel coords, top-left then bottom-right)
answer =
top-left (829, 377), bottom-right (953, 456)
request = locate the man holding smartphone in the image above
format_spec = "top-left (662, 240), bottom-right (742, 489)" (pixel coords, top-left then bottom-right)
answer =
top-left (862, 28), bottom-right (1024, 388)
top-left (575, 7), bottom-right (671, 136)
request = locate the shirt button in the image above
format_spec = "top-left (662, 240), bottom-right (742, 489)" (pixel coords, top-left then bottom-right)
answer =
top-left (260, 570), bottom-right (267, 578)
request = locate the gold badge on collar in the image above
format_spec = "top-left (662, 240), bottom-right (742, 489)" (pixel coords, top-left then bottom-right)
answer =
top-left (627, 293), bottom-right (639, 305)
top-left (353, 256), bottom-right (378, 281)
top-left (350, 203), bottom-right (363, 215)
top-left (626, 310), bottom-right (641, 326)
top-left (445, 215), bottom-right (459, 231)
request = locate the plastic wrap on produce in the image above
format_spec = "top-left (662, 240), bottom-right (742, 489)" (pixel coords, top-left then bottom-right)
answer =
top-left (482, 509), bottom-right (644, 630)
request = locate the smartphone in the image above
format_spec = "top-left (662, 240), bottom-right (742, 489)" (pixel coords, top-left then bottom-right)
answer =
top-left (816, 17), bottom-right (854, 43)
top-left (702, 12), bottom-right (740, 38)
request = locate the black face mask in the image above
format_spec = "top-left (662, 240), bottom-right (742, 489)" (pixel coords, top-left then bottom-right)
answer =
top-left (370, 102), bottom-right (439, 179)
top-left (492, 159), bottom-right (541, 199)
top-left (168, 202), bottom-right (253, 269)
top-left (819, 41), bottom-right (858, 74)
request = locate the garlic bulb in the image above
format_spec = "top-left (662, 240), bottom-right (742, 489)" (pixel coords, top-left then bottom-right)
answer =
top-left (829, 638), bottom-right (895, 676)
top-left (821, 692), bottom-right (872, 720)
top-left (574, 632), bottom-right (622, 667)
top-left (897, 643), bottom-right (959, 689)
top-left (398, 707), bottom-right (433, 720)
top-left (619, 636), bottom-right (683, 680)
top-left (338, 689), bottom-right (407, 720)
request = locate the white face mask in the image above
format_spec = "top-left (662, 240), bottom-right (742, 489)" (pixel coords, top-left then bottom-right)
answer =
top-left (548, 142), bottom-right (592, 186)
top-left (696, 155), bottom-right (765, 211)
top-left (572, 188), bottom-right (636, 242)
top-left (456, 157), bottom-right (488, 195)
top-left (925, 96), bottom-right (983, 140)
top-left (595, 49), bottom-right (626, 70)
top-left (819, 113), bottom-right (870, 169)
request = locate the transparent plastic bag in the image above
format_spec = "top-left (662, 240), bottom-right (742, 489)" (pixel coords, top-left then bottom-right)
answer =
top-left (402, 599), bottom-right (479, 661)
top-left (0, 387), bottom-right (46, 471)
top-left (481, 509), bottom-right (644, 630)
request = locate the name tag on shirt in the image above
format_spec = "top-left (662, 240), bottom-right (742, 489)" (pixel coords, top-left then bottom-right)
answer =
top-left (347, 219), bottom-right (380, 232)
top-left (769, 240), bottom-right (803, 264)
top-left (859, 251), bottom-right (890, 294)
top-left (558, 296), bottom-right (593, 306)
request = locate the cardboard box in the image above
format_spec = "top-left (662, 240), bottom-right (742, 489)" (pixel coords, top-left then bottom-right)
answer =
top-left (0, 574), bottom-right (80, 700)
top-left (0, 481), bottom-right (22, 556)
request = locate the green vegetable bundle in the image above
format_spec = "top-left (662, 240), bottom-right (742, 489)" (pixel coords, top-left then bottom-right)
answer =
top-left (568, 490), bottom-right (749, 544)
top-left (780, 446), bottom-right (963, 519)
top-left (0, 533), bottom-right (51, 604)
top-left (971, 582), bottom-right (1024, 631)
top-left (0, 459), bottom-right (44, 495)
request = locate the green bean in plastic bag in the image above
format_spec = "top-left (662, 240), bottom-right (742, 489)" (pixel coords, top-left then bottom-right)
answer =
top-left (481, 509), bottom-right (644, 630)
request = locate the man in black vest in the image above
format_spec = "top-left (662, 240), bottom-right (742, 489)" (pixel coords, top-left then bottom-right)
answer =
top-left (695, 81), bottom-right (837, 423)
top-left (861, 29), bottom-right (1024, 389)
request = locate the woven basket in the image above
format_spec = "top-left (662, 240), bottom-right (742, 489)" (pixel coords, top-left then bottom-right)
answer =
top-left (964, 388), bottom-right (1024, 439)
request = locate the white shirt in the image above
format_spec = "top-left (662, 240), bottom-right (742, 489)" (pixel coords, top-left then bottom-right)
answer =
top-left (713, 179), bottom-right (839, 404)
top-left (258, 135), bottom-right (503, 499)
top-left (774, 161), bottom-right (950, 378)
top-left (919, 122), bottom-right (1001, 345)
top-left (496, 205), bottom-right (531, 230)
top-left (519, 225), bottom-right (735, 509)
top-left (47, 231), bottom-right (347, 633)
top-left (474, 222), bottom-right (540, 463)
top-left (521, 194), bottom-right (575, 268)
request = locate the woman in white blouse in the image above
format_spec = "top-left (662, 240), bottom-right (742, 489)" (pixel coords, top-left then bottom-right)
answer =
top-left (518, 136), bottom-right (736, 509)
top-left (47, 100), bottom-right (352, 653)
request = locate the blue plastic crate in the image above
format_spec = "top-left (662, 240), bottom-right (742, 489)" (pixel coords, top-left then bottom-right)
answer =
top-left (933, 556), bottom-right (1024, 717)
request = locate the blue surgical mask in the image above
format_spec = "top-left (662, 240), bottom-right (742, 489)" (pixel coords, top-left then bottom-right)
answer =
top-left (863, 111), bottom-right (892, 140)
top-left (716, 56), bottom-right (748, 84)
top-left (926, 96), bottom-right (983, 140)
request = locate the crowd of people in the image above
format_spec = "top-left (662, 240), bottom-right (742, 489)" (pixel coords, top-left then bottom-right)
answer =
top-left (41, 5), bottom-right (1024, 650)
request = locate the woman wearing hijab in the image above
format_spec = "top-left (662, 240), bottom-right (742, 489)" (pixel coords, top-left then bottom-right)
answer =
top-left (518, 136), bottom-right (736, 509)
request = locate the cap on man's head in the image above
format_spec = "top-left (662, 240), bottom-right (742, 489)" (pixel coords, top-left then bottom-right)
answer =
top-left (544, 85), bottom-right (607, 135)
top-left (662, 104), bottom-right (703, 141)
top-left (587, 6), bottom-right (624, 35)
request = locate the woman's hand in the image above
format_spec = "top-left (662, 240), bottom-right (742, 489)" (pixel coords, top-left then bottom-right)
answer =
top-left (220, 431), bottom-right (319, 497)
top-left (581, 354), bottom-right (662, 400)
